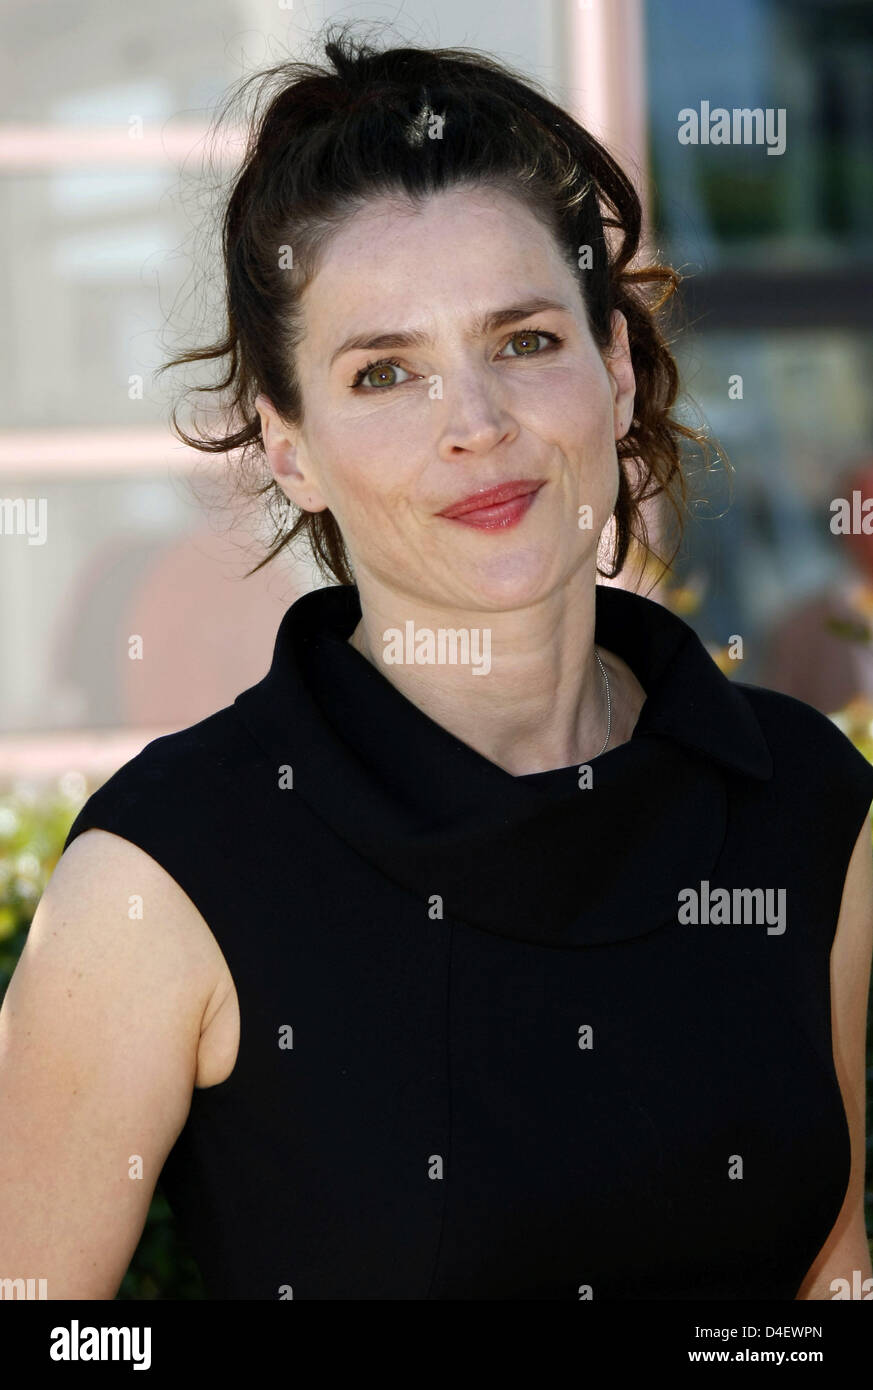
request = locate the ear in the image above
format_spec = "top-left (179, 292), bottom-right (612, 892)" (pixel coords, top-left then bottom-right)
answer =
top-left (604, 310), bottom-right (636, 442)
top-left (254, 393), bottom-right (329, 513)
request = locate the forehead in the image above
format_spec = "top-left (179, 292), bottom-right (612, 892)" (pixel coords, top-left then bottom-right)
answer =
top-left (300, 185), bottom-right (575, 336)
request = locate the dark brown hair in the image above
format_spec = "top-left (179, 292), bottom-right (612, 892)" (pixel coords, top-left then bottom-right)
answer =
top-left (158, 22), bottom-right (716, 588)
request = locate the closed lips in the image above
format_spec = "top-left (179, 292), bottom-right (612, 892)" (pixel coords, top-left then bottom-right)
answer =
top-left (438, 480), bottom-right (544, 517)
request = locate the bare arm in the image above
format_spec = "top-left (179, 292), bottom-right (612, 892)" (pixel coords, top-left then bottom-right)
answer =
top-left (0, 829), bottom-right (221, 1299)
top-left (796, 812), bottom-right (873, 1299)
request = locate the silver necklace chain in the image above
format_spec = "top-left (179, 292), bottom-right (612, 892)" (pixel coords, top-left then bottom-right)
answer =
top-left (593, 647), bottom-right (612, 757)
top-left (355, 619), bottom-right (612, 758)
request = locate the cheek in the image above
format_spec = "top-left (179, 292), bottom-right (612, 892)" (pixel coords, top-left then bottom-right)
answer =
top-left (317, 423), bottom-right (418, 523)
top-left (524, 362), bottom-right (611, 441)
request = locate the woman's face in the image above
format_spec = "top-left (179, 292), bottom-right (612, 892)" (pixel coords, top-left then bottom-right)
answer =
top-left (258, 184), bottom-right (635, 610)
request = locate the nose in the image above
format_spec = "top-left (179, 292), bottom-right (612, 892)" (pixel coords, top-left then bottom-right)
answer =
top-left (434, 363), bottom-right (518, 459)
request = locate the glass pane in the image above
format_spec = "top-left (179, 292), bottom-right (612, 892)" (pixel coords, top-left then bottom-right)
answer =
top-left (646, 0), bottom-right (873, 266)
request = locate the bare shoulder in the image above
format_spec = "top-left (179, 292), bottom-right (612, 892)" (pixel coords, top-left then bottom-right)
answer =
top-left (56, 828), bottom-right (239, 1086)
top-left (833, 812), bottom-right (873, 952)
top-left (0, 826), bottom-right (235, 1297)
top-left (50, 828), bottom-right (232, 1021)
top-left (796, 811), bottom-right (873, 1298)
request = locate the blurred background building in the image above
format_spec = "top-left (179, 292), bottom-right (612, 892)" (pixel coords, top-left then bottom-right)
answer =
top-left (1, 0), bottom-right (872, 783)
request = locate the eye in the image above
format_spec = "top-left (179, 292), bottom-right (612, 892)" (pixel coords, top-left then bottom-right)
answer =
top-left (347, 326), bottom-right (564, 392)
top-left (349, 357), bottom-right (413, 391)
top-left (498, 327), bottom-right (564, 358)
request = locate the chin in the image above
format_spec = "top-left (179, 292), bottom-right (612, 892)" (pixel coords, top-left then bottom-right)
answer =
top-left (454, 548), bottom-right (563, 610)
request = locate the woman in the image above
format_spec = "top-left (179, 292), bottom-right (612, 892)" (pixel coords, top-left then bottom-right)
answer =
top-left (2, 27), bottom-right (871, 1301)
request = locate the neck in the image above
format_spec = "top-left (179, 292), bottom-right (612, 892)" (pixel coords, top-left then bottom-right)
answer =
top-left (347, 561), bottom-right (637, 777)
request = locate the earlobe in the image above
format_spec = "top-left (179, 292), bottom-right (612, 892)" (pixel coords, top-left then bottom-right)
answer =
top-left (272, 440), bottom-right (301, 480)
top-left (271, 446), bottom-right (329, 514)
top-left (255, 392), bottom-right (327, 513)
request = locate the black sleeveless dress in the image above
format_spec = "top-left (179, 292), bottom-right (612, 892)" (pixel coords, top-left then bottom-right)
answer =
top-left (63, 582), bottom-right (873, 1300)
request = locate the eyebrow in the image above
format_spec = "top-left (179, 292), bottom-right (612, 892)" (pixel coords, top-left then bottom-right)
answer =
top-left (328, 297), bottom-right (573, 369)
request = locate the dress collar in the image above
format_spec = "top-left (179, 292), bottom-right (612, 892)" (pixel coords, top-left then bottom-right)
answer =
top-left (234, 582), bottom-right (773, 946)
